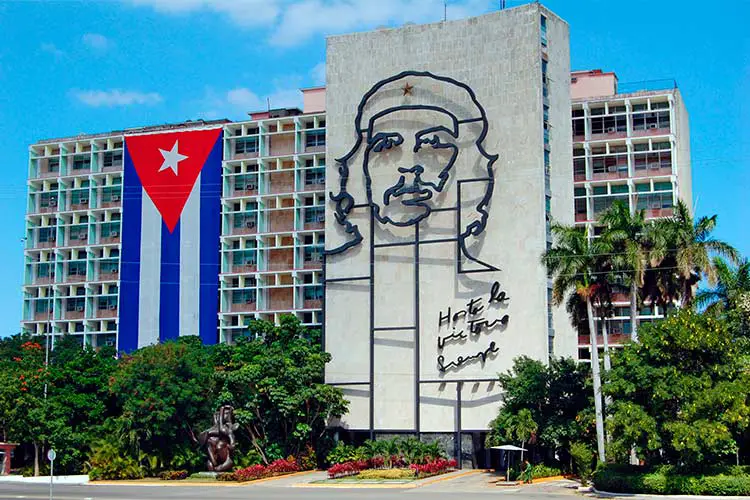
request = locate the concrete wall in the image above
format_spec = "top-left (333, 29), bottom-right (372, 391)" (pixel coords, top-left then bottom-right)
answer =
top-left (325, 4), bottom-right (574, 434)
top-left (571, 71), bottom-right (617, 99)
top-left (673, 89), bottom-right (692, 210)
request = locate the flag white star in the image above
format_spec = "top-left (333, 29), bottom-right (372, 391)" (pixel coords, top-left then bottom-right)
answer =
top-left (158, 140), bottom-right (188, 175)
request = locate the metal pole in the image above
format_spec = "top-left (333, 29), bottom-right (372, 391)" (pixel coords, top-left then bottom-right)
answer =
top-left (43, 285), bottom-right (51, 399)
top-left (49, 457), bottom-right (53, 500)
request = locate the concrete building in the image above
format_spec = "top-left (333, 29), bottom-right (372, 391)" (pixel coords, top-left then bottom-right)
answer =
top-left (570, 70), bottom-right (691, 359)
top-left (323, 3), bottom-right (575, 465)
top-left (21, 94), bottom-right (327, 347)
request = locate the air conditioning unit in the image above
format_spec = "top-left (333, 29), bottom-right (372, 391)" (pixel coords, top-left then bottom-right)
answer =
top-left (245, 298), bottom-right (254, 304)
top-left (311, 253), bottom-right (322, 262)
top-left (108, 304), bottom-right (117, 310)
top-left (112, 195), bottom-right (120, 201)
top-left (111, 231), bottom-right (119, 238)
top-left (316, 215), bottom-right (325, 222)
top-left (246, 221), bottom-right (256, 228)
top-left (606, 127), bottom-right (616, 133)
top-left (649, 163), bottom-right (660, 170)
top-left (47, 235), bottom-right (56, 242)
top-left (648, 123), bottom-right (658, 129)
top-left (78, 233), bottom-right (88, 240)
top-left (49, 200), bottom-right (57, 207)
top-left (75, 306), bottom-right (84, 312)
top-left (80, 198), bottom-right (88, 204)
top-left (112, 268), bottom-right (119, 274)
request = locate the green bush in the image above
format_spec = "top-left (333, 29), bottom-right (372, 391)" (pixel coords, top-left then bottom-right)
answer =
top-left (358, 468), bottom-right (415, 480)
top-left (159, 470), bottom-right (188, 480)
top-left (327, 442), bottom-right (359, 465)
top-left (569, 442), bottom-right (594, 485)
top-left (86, 441), bottom-right (143, 481)
top-left (593, 464), bottom-right (750, 496)
top-left (531, 464), bottom-right (562, 479)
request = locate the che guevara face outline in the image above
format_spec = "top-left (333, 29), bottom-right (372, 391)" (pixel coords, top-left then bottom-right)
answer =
top-left (363, 107), bottom-right (460, 227)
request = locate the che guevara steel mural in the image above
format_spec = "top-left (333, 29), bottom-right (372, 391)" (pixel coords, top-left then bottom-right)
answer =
top-left (325, 70), bottom-right (510, 376)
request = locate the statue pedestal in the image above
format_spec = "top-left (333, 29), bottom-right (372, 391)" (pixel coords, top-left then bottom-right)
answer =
top-left (191, 472), bottom-right (219, 479)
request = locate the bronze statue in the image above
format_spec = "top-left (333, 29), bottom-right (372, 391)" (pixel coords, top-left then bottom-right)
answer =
top-left (198, 405), bottom-right (238, 472)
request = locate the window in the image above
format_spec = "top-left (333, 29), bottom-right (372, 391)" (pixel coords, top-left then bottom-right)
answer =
top-left (35, 298), bottom-right (51, 314)
top-left (610, 184), bottom-right (628, 194)
top-left (305, 167), bottom-right (325, 185)
top-left (70, 224), bottom-right (88, 242)
top-left (232, 250), bottom-right (256, 266)
top-left (232, 289), bottom-right (256, 304)
top-left (651, 101), bottom-right (669, 110)
top-left (573, 158), bottom-right (586, 178)
top-left (40, 193), bottom-right (58, 208)
top-left (632, 111), bottom-right (670, 131)
top-left (592, 186), bottom-right (607, 195)
top-left (653, 181), bottom-right (672, 192)
top-left (71, 188), bottom-right (89, 205)
top-left (575, 198), bottom-right (587, 216)
top-left (304, 285), bottom-right (324, 301)
top-left (66, 298), bottom-right (85, 312)
top-left (632, 103), bottom-right (647, 112)
top-left (540, 15), bottom-right (547, 46)
top-left (37, 262), bottom-right (53, 278)
top-left (635, 183), bottom-right (651, 193)
top-left (97, 296), bottom-right (117, 310)
top-left (572, 118), bottom-right (585, 137)
top-left (102, 186), bottom-right (121, 202)
top-left (574, 187), bottom-right (586, 197)
top-left (100, 222), bottom-right (120, 238)
top-left (235, 174), bottom-right (258, 191)
top-left (39, 227), bottom-right (55, 242)
top-left (609, 105), bottom-right (626, 114)
top-left (303, 245), bottom-right (323, 263)
top-left (103, 151), bottom-right (123, 168)
top-left (304, 207), bottom-right (324, 223)
top-left (100, 258), bottom-right (119, 274)
top-left (68, 261), bottom-right (86, 277)
top-left (72, 155), bottom-right (91, 170)
top-left (235, 137), bottom-right (259, 155)
top-left (305, 131), bottom-right (325, 148)
top-left (590, 114), bottom-right (626, 134)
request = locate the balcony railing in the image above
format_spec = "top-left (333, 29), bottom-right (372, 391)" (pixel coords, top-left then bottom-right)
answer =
top-left (230, 301), bottom-right (257, 313)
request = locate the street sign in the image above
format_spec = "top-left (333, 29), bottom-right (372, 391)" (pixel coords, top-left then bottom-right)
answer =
top-left (47, 449), bottom-right (56, 462)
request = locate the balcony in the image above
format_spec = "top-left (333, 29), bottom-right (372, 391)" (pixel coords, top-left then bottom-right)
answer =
top-left (228, 263), bottom-right (257, 273)
top-left (231, 177), bottom-right (258, 197)
top-left (591, 168), bottom-right (629, 182)
top-left (230, 300), bottom-right (257, 313)
top-left (631, 124), bottom-right (670, 138)
top-left (634, 163), bottom-right (672, 178)
top-left (64, 308), bottom-right (85, 320)
top-left (268, 288), bottom-right (293, 310)
top-left (95, 306), bottom-right (118, 318)
top-left (65, 233), bottom-right (89, 247)
top-left (645, 207), bottom-right (673, 218)
top-left (230, 215), bottom-right (257, 235)
top-left (64, 271), bottom-right (87, 284)
top-left (268, 172), bottom-right (295, 194)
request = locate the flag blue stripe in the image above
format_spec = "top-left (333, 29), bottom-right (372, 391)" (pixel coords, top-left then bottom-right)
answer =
top-left (118, 145), bottom-right (143, 353)
top-left (199, 134), bottom-right (223, 345)
top-left (159, 221), bottom-right (181, 342)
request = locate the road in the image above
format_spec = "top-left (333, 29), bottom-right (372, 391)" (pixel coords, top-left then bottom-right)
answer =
top-left (0, 474), bottom-right (582, 500)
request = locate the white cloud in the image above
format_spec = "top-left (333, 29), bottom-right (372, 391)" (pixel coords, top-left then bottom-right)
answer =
top-left (311, 62), bottom-right (326, 86)
top-left (197, 85), bottom-right (303, 119)
top-left (270, 0), bottom-right (493, 47)
top-left (72, 89), bottom-right (163, 107)
top-left (82, 33), bottom-right (113, 52)
top-left (128, 0), bottom-right (279, 27)
top-left (40, 43), bottom-right (65, 59)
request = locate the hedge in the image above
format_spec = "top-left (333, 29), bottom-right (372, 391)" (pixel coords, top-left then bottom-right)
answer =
top-left (593, 464), bottom-right (750, 496)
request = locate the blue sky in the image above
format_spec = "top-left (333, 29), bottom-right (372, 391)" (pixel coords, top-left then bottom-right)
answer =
top-left (0, 0), bottom-right (747, 336)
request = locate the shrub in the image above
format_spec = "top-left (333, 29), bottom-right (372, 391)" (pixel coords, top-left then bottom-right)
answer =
top-left (328, 461), bottom-right (367, 479)
top-left (358, 469), bottom-right (415, 480)
top-left (235, 464), bottom-right (267, 482)
top-left (592, 464), bottom-right (750, 496)
top-left (409, 458), bottom-right (458, 478)
top-left (569, 442), bottom-right (594, 485)
top-left (159, 470), bottom-right (188, 481)
top-left (267, 458), bottom-right (300, 475)
top-left (86, 441), bottom-right (144, 481)
top-left (217, 472), bottom-right (237, 481)
top-left (327, 443), bottom-right (359, 465)
top-left (531, 464), bottom-right (562, 479)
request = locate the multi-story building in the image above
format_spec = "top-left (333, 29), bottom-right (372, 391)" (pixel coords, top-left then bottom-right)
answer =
top-left (570, 69), bottom-right (691, 358)
top-left (21, 90), bottom-right (327, 347)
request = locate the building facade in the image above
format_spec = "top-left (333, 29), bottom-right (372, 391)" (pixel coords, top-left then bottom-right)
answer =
top-left (323, 4), bottom-right (576, 465)
top-left (570, 70), bottom-right (691, 358)
top-left (21, 99), bottom-right (328, 347)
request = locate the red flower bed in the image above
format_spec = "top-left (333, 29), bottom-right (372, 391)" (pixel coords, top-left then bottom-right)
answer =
top-left (410, 458), bottom-right (458, 478)
top-left (327, 460), bottom-right (369, 478)
top-left (234, 458), bottom-right (300, 482)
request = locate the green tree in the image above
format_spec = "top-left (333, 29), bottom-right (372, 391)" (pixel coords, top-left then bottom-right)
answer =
top-left (604, 309), bottom-right (750, 467)
top-left (107, 335), bottom-right (216, 471)
top-left (214, 315), bottom-right (347, 465)
top-left (543, 224), bottom-right (610, 461)
top-left (599, 200), bottom-right (648, 342)
top-left (647, 200), bottom-right (739, 309)
top-left (487, 357), bottom-right (593, 469)
top-left (696, 257), bottom-right (750, 336)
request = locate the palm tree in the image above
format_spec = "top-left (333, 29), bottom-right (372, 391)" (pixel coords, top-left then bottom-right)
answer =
top-left (542, 223), bottom-right (608, 462)
top-left (512, 409), bottom-right (538, 464)
top-left (599, 201), bottom-right (648, 342)
top-left (648, 200), bottom-right (739, 308)
top-left (696, 257), bottom-right (750, 314)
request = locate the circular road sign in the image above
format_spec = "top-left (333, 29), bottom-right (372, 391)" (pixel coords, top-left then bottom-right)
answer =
top-left (47, 449), bottom-right (56, 462)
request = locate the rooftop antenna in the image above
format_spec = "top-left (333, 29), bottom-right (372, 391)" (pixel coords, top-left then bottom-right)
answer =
top-left (444, 0), bottom-right (447, 21)
top-left (500, 0), bottom-right (506, 9)
top-left (267, 97), bottom-right (271, 112)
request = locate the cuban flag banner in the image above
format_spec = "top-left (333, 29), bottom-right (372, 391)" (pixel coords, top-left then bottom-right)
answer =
top-left (118, 128), bottom-right (223, 352)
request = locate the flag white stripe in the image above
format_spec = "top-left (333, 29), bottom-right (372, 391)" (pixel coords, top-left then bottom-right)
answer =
top-left (179, 174), bottom-right (201, 337)
top-left (138, 193), bottom-right (162, 348)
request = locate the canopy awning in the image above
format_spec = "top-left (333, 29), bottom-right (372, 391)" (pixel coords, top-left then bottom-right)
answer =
top-left (490, 445), bottom-right (527, 451)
